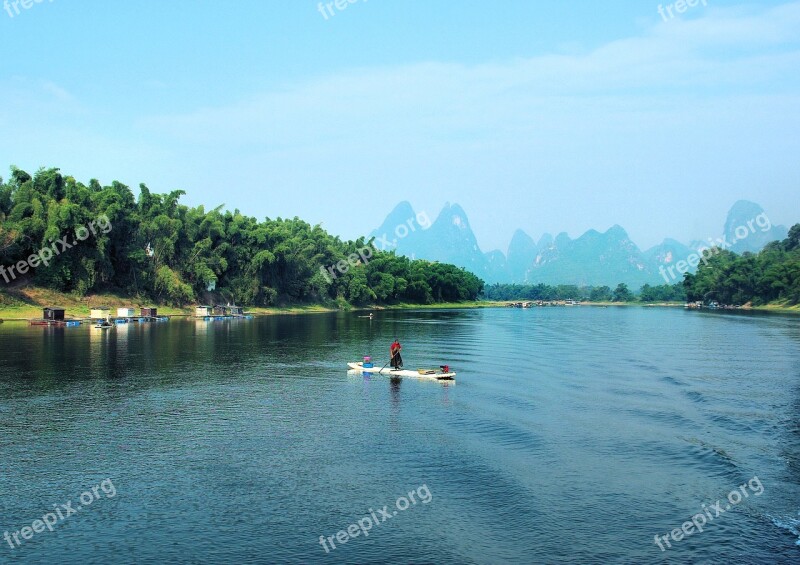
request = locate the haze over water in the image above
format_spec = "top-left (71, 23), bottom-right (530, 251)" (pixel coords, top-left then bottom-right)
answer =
top-left (1, 308), bottom-right (799, 563)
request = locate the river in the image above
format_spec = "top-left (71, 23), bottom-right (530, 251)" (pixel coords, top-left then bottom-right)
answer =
top-left (1, 307), bottom-right (798, 563)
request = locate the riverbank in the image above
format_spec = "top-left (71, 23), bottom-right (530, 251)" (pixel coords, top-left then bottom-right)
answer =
top-left (1, 288), bottom-right (796, 321)
top-left (0, 289), bottom-right (188, 321)
top-left (0, 288), bottom-right (496, 321)
top-left (749, 302), bottom-right (800, 314)
top-left (0, 293), bottom-right (340, 321)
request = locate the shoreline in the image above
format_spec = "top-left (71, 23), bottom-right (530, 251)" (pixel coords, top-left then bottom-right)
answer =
top-left (1, 292), bottom-right (797, 322)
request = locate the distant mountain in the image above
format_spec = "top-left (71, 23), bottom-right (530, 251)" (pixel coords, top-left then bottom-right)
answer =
top-left (537, 233), bottom-right (553, 250)
top-left (484, 249), bottom-right (507, 280)
top-left (411, 203), bottom-right (491, 278)
top-left (723, 200), bottom-right (787, 254)
top-left (644, 238), bottom-right (696, 284)
top-left (370, 201), bottom-right (421, 254)
top-left (529, 225), bottom-right (656, 288)
top-left (369, 202), bottom-right (495, 280)
top-left (369, 200), bottom-right (790, 288)
top-left (506, 229), bottom-right (538, 283)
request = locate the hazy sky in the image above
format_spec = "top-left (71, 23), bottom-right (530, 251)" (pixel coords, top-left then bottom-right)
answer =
top-left (1, 0), bottom-right (798, 252)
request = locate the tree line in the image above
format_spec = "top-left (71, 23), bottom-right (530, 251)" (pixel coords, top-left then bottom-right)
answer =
top-left (483, 282), bottom-right (687, 303)
top-left (683, 225), bottom-right (800, 305)
top-left (0, 167), bottom-right (484, 306)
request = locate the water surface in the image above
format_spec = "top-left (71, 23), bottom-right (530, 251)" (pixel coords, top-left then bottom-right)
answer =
top-left (1, 307), bottom-right (798, 563)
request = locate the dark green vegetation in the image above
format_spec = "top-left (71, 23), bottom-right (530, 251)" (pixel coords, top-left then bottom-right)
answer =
top-left (683, 225), bottom-right (800, 305)
top-left (0, 167), bottom-right (483, 306)
top-left (483, 282), bottom-right (687, 303)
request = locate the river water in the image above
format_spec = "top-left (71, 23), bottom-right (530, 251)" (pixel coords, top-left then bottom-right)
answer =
top-left (0, 307), bottom-right (798, 563)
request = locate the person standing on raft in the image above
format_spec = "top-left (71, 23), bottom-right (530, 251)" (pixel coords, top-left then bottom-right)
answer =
top-left (390, 339), bottom-right (403, 369)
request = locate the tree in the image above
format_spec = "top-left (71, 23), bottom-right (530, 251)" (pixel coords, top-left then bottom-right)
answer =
top-left (786, 224), bottom-right (800, 251)
top-left (612, 283), bottom-right (633, 302)
top-left (589, 286), bottom-right (612, 302)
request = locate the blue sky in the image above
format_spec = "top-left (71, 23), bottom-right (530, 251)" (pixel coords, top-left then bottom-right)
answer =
top-left (1, 0), bottom-right (798, 252)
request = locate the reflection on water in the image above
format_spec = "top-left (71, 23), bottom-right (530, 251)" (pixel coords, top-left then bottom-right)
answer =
top-left (0, 308), bottom-right (799, 563)
top-left (390, 375), bottom-right (402, 416)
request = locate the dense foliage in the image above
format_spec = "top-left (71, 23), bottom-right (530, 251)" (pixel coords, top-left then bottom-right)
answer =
top-left (0, 167), bottom-right (484, 306)
top-left (683, 225), bottom-right (800, 305)
top-left (482, 282), bottom-right (687, 303)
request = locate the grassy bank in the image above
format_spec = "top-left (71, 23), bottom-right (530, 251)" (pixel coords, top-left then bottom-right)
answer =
top-left (0, 288), bottom-right (189, 320)
top-left (0, 287), bottom-right (496, 320)
top-left (0, 288), bottom-right (348, 320)
top-left (749, 302), bottom-right (800, 314)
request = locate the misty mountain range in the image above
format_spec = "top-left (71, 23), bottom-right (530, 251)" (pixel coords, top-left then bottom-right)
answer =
top-left (369, 200), bottom-right (788, 287)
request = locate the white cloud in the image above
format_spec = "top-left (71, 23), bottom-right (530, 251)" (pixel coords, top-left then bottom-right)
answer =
top-left (140, 1), bottom-right (800, 146)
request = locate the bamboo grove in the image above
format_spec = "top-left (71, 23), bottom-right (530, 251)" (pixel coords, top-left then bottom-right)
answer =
top-left (0, 167), bottom-right (484, 307)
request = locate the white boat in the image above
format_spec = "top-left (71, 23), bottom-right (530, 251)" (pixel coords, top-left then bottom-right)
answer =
top-left (347, 362), bottom-right (456, 380)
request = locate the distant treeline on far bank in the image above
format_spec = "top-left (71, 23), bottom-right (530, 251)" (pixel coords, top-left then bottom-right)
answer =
top-left (0, 167), bottom-right (483, 307)
top-left (483, 282), bottom-right (686, 303)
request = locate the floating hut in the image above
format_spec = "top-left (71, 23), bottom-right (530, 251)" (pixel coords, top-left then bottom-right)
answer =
top-left (117, 307), bottom-right (136, 318)
top-left (212, 305), bottom-right (227, 316)
top-left (141, 307), bottom-right (157, 317)
top-left (228, 306), bottom-right (244, 316)
top-left (90, 307), bottom-right (111, 320)
top-left (43, 307), bottom-right (66, 321)
top-left (31, 307), bottom-right (79, 327)
top-left (195, 305), bottom-right (213, 317)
